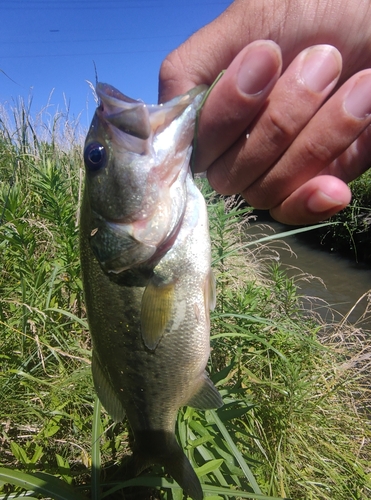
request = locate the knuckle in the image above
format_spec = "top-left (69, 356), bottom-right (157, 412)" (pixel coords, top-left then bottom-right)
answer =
top-left (244, 193), bottom-right (271, 210)
top-left (159, 46), bottom-right (200, 102)
top-left (207, 156), bottom-right (239, 196)
top-left (242, 184), bottom-right (274, 210)
top-left (264, 106), bottom-right (298, 147)
top-left (159, 51), bottom-right (179, 84)
top-left (302, 136), bottom-right (333, 164)
top-left (243, 169), bottom-right (289, 209)
top-left (158, 52), bottom-right (182, 100)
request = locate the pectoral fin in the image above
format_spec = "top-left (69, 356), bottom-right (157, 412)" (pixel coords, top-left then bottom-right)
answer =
top-left (141, 279), bottom-right (175, 351)
top-left (187, 373), bottom-right (223, 410)
top-left (205, 269), bottom-right (216, 312)
top-left (92, 352), bottom-right (126, 422)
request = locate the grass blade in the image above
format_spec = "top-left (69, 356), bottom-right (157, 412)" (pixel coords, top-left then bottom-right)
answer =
top-left (91, 396), bottom-right (102, 500)
top-left (100, 475), bottom-right (285, 499)
top-left (208, 411), bottom-right (262, 495)
top-left (0, 467), bottom-right (87, 500)
top-left (46, 307), bottom-right (89, 329)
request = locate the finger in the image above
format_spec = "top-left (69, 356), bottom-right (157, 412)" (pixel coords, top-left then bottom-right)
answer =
top-left (321, 123), bottom-right (371, 182)
top-left (207, 44), bottom-right (342, 194)
top-left (243, 70), bottom-right (371, 209)
top-left (158, 0), bottom-right (371, 104)
top-left (260, 121), bottom-right (371, 224)
top-left (269, 175), bottom-right (352, 225)
top-left (158, 0), bottom-right (306, 103)
top-left (158, 1), bottom-right (271, 102)
top-left (193, 40), bottom-right (282, 172)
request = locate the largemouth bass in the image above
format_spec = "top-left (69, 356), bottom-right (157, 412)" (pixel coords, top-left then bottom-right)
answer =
top-left (80, 82), bottom-right (223, 500)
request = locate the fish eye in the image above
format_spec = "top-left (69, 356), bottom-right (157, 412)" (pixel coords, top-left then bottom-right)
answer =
top-left (84, 142), bottom-right (107, 172)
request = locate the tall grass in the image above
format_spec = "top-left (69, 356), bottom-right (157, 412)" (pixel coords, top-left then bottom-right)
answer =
top-left (0, 98), bottom-right (93, 497)
top-left (206, 190), bottom-right (371, 499)
top-left (1, 98), bottom-right (371, 499)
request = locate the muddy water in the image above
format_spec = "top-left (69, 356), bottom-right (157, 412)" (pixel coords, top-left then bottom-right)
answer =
top-left (249, 217), bottom-right (371, 327)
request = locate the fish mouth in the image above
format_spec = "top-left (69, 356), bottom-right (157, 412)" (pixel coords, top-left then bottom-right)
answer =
top-left (84, 82), bottom-right (208, 273)
top-left (96, 82), bottom-right (207, 140)
top-left (96, 83), bottom-right (152, 140)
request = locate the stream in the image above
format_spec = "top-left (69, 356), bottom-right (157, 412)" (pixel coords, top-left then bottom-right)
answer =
top-left (249, 214), bottom-right (371, 329)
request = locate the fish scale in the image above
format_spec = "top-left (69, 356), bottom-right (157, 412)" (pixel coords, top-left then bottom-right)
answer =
top-left (80, 82), bottom-right (223, 500)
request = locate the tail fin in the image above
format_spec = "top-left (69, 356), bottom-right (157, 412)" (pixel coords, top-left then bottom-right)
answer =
top-left (132, 431), bottom-right (203, 500)
top-left (162, 441), bottom-right (203, 500)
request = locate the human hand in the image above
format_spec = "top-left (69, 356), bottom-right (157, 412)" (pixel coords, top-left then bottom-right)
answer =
top-left (159, 0), bottom-right (371, 224)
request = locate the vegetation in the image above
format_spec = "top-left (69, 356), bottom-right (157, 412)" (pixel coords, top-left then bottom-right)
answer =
top-left (0, 98), bottom-right (370, 499)
top-left (293, 169), bottom-right (371, 263)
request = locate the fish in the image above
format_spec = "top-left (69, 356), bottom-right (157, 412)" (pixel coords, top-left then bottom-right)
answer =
top-left (80, 82), bottom-right (223, 500)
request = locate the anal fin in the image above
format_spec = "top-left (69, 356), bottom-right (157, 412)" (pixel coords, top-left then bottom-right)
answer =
top-left (187, 373), bottom-right (223, 410)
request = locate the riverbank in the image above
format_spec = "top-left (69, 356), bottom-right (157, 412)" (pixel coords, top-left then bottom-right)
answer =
top-left (320, 171), bottom-right (371, 262)
top-left (206, 192), bottom-right (371, 499)
top-left (254, 169), bottom-right (371, 264)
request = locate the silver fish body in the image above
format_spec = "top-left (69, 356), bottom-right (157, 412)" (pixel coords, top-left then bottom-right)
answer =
top-left (80, 83), bottom-right (222, 500)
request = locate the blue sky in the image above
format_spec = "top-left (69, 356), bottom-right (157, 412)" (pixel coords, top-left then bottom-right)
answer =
top-left (0, 0), bottom-right (231, 129)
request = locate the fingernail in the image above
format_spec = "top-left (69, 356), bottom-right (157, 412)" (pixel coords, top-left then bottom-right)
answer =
top-left (344, 73), bottom-right (371, 119)
top-left (300, 45), bottom-right (341, 92)
top-left (237, 45), bottom-right (279, 96)
top-left (307, 189), bottom-right (345, 213)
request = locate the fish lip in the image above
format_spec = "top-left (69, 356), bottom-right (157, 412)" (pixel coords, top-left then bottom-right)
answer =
top-left (96, 82), bottom-right (207, 108)
top-left (96, 81), bottom-right (208, 127)
top-left (96, 82), bottom-right (142, 106)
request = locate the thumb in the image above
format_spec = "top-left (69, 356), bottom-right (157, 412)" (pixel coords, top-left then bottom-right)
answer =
top-left (158, 1), bottom-right (252, 103)
top-left (158, 32), bottom-right (228, 103)
top-left (158, 0), bottom-right (291, 103)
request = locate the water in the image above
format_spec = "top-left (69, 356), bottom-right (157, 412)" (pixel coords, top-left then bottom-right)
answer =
top-left (249, 215), bottom-right (371, 327)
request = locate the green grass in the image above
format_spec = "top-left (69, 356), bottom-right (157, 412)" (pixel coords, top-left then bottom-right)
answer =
top-left (295, 169), bottom-right (371, 263)
top-left (1, 98), bottom-right (371, 499)
top-left (205, 190), bottom-right (371, 499)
